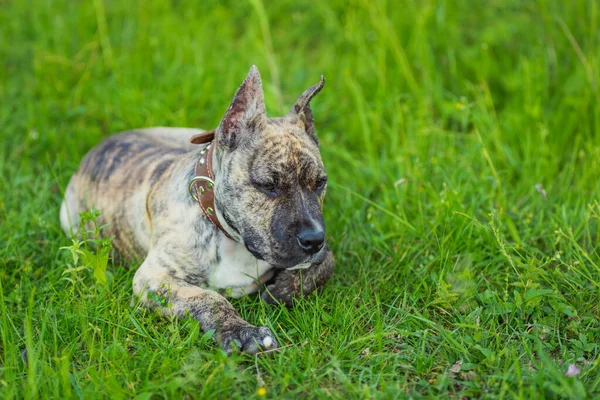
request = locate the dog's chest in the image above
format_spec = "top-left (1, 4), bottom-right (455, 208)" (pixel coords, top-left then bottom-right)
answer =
top-left (208, 237), bottom-right (273, 298)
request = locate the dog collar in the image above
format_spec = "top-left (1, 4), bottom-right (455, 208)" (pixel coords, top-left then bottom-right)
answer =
top-left (188, 130), bottom-right (235, 240)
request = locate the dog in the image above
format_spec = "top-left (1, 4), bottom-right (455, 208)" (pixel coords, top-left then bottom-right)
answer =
top-left (60, 66), bottom-right (334, 354)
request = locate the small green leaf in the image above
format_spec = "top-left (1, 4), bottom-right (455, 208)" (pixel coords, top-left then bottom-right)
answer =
top-left (524, 289), bottom-right (554, 303)
top-left (80, 248), bottom-right (108, 285)
top-left (549, 299), bottom-right (578, 317)
top-left (514, 290), bottom-right (523, 308)
top-left (133, 392), bottom-right (154, 400)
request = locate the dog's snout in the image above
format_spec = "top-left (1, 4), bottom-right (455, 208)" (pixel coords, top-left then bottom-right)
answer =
top-left (296, 227), bottom-right (325, 254)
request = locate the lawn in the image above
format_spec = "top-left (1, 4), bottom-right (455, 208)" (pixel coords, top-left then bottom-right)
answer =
top-left (1, 0), bottom-right (599, 398)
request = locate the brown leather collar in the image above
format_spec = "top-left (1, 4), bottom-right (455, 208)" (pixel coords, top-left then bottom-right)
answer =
top-left (188, 130), bottom-right (235, 240)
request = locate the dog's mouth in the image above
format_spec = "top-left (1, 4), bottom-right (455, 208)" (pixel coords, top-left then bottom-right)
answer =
top-left (306, 246), bottom-right (327, 264)
top-left (245, 240), bottom-right (327, 269)
top-left (244, 242), bottom-right (264, 261)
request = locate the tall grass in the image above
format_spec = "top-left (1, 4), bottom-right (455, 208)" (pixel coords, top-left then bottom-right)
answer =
top-left (1, 0), bottom-right (599, 397)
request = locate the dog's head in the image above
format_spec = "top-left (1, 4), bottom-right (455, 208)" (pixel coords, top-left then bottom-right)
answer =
top-left (212, 66), bottom-right (328, 269)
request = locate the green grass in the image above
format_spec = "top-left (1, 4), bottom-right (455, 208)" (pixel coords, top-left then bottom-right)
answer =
top-left (1, 0), bottom-right (599, 398)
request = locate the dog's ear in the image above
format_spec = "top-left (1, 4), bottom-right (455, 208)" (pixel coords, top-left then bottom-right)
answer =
top-left (288, 76), bottom-right (325, 138)
top-left (217, 65), bottom-right (267, 149)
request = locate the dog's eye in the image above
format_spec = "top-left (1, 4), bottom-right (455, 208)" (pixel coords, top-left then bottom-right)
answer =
top-left (315, 176), bottom-right (328, 191)
top-left (254, 181), bottom-right (278, 197)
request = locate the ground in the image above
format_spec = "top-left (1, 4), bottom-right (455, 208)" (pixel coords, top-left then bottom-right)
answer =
top-left (1, 0), bottom-right (599, 398)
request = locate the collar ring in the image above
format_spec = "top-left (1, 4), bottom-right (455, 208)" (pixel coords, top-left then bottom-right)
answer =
top-left (188, 176), bottom-right (215, 203)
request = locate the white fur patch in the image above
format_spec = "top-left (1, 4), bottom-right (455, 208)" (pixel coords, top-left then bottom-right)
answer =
top-left (209, 236), bottom-right (273, 298)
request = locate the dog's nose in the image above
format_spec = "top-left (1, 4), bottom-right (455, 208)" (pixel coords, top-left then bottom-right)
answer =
top-left (296, 227), bottom-right (325, 254)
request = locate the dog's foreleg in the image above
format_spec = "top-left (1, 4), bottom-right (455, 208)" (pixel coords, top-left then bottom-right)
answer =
top-left (262, 247), bottom-right (334, 307)
top-left (133, 256), bottom-right (278, 354)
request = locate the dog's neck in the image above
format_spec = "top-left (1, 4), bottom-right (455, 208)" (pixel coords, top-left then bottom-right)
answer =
top-left (188, 130), bottom-right (237, 241)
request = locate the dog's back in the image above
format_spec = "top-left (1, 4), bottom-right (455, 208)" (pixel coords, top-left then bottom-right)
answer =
top-left (60, 127), bottom-right (204, 260)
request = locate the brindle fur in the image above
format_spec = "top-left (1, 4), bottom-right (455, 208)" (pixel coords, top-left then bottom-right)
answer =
top-left (60, 66), bottom-right (334, 354)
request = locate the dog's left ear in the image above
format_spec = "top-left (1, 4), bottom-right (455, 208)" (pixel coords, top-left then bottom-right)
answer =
top-left (217, 65), bottom-right (267, 149)
top-left (288, 75), bottom-right (325, 139)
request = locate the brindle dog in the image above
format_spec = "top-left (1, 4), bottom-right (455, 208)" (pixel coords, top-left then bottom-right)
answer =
top-left (60, 66), bottom-right (334, 354)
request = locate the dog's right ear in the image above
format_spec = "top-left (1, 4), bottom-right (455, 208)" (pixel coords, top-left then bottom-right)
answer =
top-left (216, 65), bottom-right (267, 149)
top-left (287, 76), bottom-right (325, 140)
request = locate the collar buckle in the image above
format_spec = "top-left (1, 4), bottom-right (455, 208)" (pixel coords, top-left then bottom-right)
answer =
top-left (188, 176), bottom-right (214, 203)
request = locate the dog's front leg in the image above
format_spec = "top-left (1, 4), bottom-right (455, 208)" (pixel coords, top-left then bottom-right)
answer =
top-left (133, 256), bottom-right (278, 354)
top-left (262, 247), bottom-right (334, 307)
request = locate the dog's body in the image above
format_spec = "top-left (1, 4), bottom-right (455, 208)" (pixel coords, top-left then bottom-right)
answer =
top-left (60, 67), bottom-right (334, 353)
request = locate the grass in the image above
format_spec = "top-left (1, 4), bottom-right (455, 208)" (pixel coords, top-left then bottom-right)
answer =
top-left (1, 0), bottom-right (599, 398)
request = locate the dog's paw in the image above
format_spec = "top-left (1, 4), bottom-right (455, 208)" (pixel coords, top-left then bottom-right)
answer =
top-left (261, 282), bottom-right (296, 307)
top-left (260, 253), bottom-right (334, 307)
top-left (260, 269), bottom-right (299, 307)
top-left (220, 325), bottom-right (279, 355)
